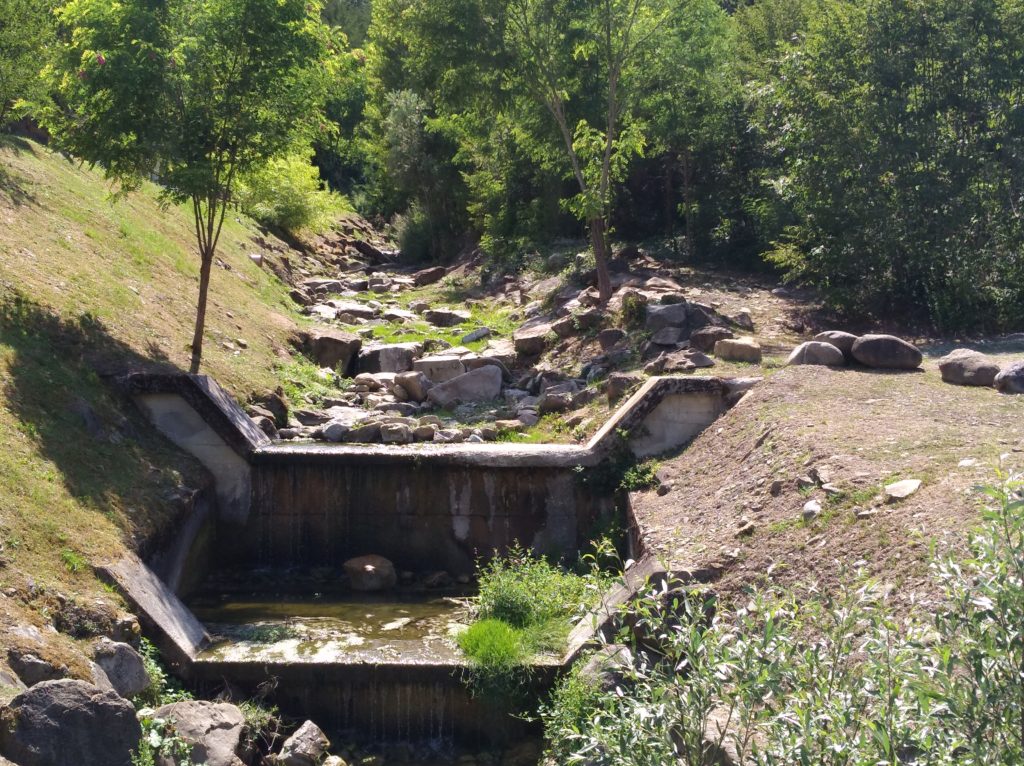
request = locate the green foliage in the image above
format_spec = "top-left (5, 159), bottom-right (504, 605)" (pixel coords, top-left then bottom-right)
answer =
top-left (0, 0), bottom-right (52, 126)
top-left (236, 153), bottom-right (348, 235)
top-left (543, 472), bottom-right (1024, 765)
top-left (133, 638), bottom-right (192, 709)
top-left (238, 700), bottom-right (281, 754)
top-left (132, 716), bottom-right (193, 766)
top-left (276, 358), bottom-right (346, 407)
top-left (460, 544), bottom-right (608, 704)
top-left (758, 0), bottom-right (1024, 330)
top-left (476, 543), bottom-right (598, 629)
top-left (40, 0), bottom-right (338, 370)
top-left (575, 432), bottom-right (658, 495)
top-left (458, 619), bottom-right (527, 666)
top-left (59, 548), bottom-right (86, 574)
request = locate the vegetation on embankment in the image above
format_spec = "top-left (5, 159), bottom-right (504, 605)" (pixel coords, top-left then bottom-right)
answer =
top-left (0, 136), bottom-right (304, 395)
top-left (0, 135), bottom-right (315, 687)
top-left (543, 473), bottom-right (1024, 765)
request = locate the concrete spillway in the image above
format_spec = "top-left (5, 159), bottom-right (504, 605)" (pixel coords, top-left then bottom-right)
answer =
top-left (103, 372), bottom-right (753, 745)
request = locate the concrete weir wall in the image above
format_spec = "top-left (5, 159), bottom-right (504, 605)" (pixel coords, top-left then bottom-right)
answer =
top-left (125, 374), bottom-right (753, 577)
top-left (111, 372), bottom-right (754, 744)
top-left (245, 447), bottom-right (601, 574)
top-left (122, 372), bottom-right (749, 577)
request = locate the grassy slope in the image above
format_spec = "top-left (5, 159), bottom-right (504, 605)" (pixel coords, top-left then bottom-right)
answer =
top-left (0, 137), bottom-right (306, 683)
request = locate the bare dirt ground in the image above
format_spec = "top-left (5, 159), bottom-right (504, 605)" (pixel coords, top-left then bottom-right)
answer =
top-left (631, 357), bottom-right (1024, 614)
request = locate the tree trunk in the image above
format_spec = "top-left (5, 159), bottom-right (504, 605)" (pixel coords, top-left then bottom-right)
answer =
top-left (664, 153), bottom-right (676, 236)
top-left (590, 217), bottom-right (612, 305)
top-left (682, 148), bottom-right (695, 260)
top-left (189, 247), bottom-right (214, 374)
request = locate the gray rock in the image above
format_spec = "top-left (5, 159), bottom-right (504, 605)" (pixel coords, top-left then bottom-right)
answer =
top-left (607, 372), bottom-right (643, 404)
top-left (597, 328), bottom-right (626, 351)
top-left (424, 308), bottom-right (471, 327)
top-left (413, 424), bottom-right (437, 442)
top-left (91, 638), bottom-right (149, 699)
top-left (344, 555), bottom-right (397, 592)
top-left (380, 423), bottom-right (413, 444)
top-left (538, 390), bottom-right (573, 414)
top-left (885, 479), bottom-right (922, 501)
top-left (0, 680), bottom-right (141, 766)
top-left (995, 361), bottom-right (1024, 394)
top-left (786, 341), bottom-right (845, 367)
top-left (412, 266), bottom-right (446, 286)
top-left (851, 334), bottom-right (922, 370)
top-left (153, 700), bottom-right (244, 766)
top-left (382, 307), bottom-right (417, 323)
top-left (714, 337), bottom-right (762, 364)
top-left (513, 323), bottom-right (552, 356)
top-left (7, 651), bottom-right (65, 687)
top-left (690, 326), bottom-right (733, 353)
top-left (461, 327), bottom-right (492, 344)
top-left (345, 422), bottom-right (382, 443)
top-left (813, 330), bottom-right (858, 359)
top-left (413, 355), bottom-right (466, 384)
top-left (651, 327), bottom-right (684, 346)
top-left (275, 720), bottom-right (330, 766)
top-left (394, 371), bottom-right (432, 403)
top-left (357, 342), bottom-right (422, 374)
top-left (644, 303), bottom-right (689, 333)
top-left (730, 308), bottom-right (755, 331)
top-left (307, 329), bottom-right (362, 373)
top-left (426, 366), bottom-right (503, 408)
top-left (939, 349), bottom-right (1001, 387)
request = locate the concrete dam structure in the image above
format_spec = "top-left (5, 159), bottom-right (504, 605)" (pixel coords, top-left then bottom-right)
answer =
top-left (105, 371), bottom-right (755, 744)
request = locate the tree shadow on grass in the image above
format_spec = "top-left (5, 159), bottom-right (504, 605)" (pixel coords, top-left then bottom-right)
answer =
top-left (0, 135), bottom-right (39, 208)
top-left (0, 289), bottom-right (206, 549)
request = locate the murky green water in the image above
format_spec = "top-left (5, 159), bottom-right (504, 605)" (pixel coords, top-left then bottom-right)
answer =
top-left (190, 593), bottom-right (472, 664)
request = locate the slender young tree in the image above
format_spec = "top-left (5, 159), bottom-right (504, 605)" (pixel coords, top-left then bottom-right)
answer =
top-left (41, 0), bottom-right (335, 372)
top-left (505, 0), bottom-right (668, 303)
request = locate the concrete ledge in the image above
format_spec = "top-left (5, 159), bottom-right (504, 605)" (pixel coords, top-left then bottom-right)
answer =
top-left (121, 373), bottom-right (270, 457)
top-left (254, 441), bottom-right (597, 468)
top-left (99, 554), bottom-right (209, 673)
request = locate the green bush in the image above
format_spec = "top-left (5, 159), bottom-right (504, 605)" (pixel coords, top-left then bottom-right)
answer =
top-left (457, 619), bottom-right (526, 666)
top-left (543, 471), bottom-right (1024, 765)
top-left (236, 152), bottom-right (348, 235)
top-left (476, 544), bottom-right (598, 629)
top-left (133, 638), bottom-right (192, 709)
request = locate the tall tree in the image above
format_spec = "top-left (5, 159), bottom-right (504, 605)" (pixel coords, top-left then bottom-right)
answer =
top-left (505, 0), bottom-right (668, 303)
top-left (41, 0), bottom-right (335, 372)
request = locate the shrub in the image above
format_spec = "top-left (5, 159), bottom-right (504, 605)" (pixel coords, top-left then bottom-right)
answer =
top-left (543, 471), bottom-right (1024, 766)
top-left (236, 152), bottom-right (348, 235)
top-left (132, 716), bottom-right (193, 766)
top-left (133, 638), bottom-right (192, 709)
top-left (476, 544), bottom-right (598, 629)
top-left (457, 619), bottom-right (526, 667)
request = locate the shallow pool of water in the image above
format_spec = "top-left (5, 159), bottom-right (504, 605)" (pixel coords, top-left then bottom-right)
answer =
top-left (190, 592), bottom-right (472, 664)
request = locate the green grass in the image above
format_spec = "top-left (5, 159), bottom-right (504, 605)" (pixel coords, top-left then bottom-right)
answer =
top-left (457, 619), bottom-right (527, 666)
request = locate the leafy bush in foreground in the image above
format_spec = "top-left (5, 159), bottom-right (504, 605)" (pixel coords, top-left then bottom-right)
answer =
top-left (544, 471), bottom-right (1024, 766)
top-left (460, 544), bottom-right (608, 704)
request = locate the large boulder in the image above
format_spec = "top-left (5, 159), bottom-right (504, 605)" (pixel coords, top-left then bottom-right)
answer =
top-left (994, 361), bottom-right (1024, 394)
top-left (644, 303), bottom-right (689, 333)
top-left (394, 371), bottom-right (432, 403)
top-left (307, 329), bottom-right (362, 373)
top-left (412, 266), bottom-right (447, 287)
top-left (413, 355), bottom-right (466, 384)
top-left (274, 720), bottom-right (330, 766)
top-left (851, 334), bottom-right (922, 370)
top-left (938, 349), bottom-right (1001, 387)
top-left (424, 308), bottom-right (471, 327)
top-left (513, 323), bottom-right (552, 356)
top-left (813, 330), bottom-right (858, 360)
top-left (786, 341), bottom-right (845, 367)
top-left (91, 638), bottom-right (150, 699)
top-left (426, 366), bottom-right (503, 408)
top-left (714, 337), bottom-right (762, 364)
top-left (153, 701), bottom-right (245, 766)
top-left (0, 680), bottom-right (141, 766)
top-left (690, 326), bottom-right (734, 353)
top-left (344, 555), bottom-right (397, 592)
top-left (357, 342), bottom-right (422, 374)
